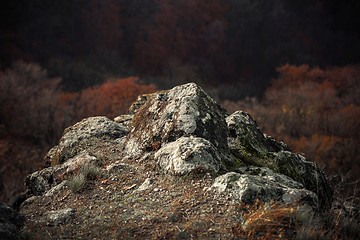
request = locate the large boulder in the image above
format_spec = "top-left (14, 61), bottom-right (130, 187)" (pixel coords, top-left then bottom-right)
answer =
top-left (124, 83), bottom-right (229, 158)
top-left (226, 111), bottom-right (333, 209)
top-left (209, 167), bottom-right (318, 207)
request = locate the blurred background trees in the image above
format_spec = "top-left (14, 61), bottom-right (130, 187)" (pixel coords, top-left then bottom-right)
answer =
top-left (1, 0), bottom-right (359, 92)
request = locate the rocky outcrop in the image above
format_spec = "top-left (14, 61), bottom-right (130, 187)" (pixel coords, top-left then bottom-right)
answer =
top-left (21, 83), bottom-right (334, 238)
top-left (0, 202), bottom-right (24, 240)
top-left (25, 83), bottom-right (332, 209)
top-left (17, 82), bottom-right (339, 239)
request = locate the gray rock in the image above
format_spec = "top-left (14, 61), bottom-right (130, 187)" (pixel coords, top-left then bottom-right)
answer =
top-left (226, 111), bottom-right (332, 209)
top-left (210, 168), bottom-right (318, 207)
top-left (0, 202), bottom-right (24, 240)
top-left (20, 196), bottom-right (38, 208)
top-left (113, 114), bottom-right (133, 128)
top-left (53, 152), bottom-right (99, 177)
top-left (26, 152), bottom-right (99, 196)
top-left (25, 168), bottom-right (53, 196)
top-left (136, 178), bottom-right (153, 192)
top-left (155, 136), bottom-right (224, 175)
top-left (271, 151), bottom-right (333, 209)
top-left (106, 161), bottom-right (129, 173)
top-left (44, 116), bottom-right (128, 166)
top-left (45, 181), bottom-right (67, 197)
top-left (46, 208), bottom-right (75, 226)
top-left (226, 111), bottom-right (288, 162)
top-left (124, 83), bottom-right (229, 159)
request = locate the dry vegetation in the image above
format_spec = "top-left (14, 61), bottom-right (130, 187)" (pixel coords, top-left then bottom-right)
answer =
top-left (0, 61), bottom-right (156, 203)
top-left (20, 140), bottom-right (359, 239)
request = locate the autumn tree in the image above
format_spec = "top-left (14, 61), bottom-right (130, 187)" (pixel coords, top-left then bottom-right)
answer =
top-left (0, 61), bottom-right (62, 145)
top-left (75, 77), bottom-right (156, 120)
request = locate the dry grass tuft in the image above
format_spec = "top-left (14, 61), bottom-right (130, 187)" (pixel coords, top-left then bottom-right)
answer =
top-left (239, 200), bottom-right (298, 239)
top-left (67, 164), bottom-right (101, 193)
top-left (233, 195), bottom-right (360, 240)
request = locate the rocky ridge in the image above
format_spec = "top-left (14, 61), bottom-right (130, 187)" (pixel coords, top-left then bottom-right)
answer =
top-left (19, 83), bottom-right (333, 239)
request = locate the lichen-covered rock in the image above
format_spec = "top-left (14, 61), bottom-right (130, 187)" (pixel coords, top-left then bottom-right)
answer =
top-left (113, 114), bottom-right (133, 128)
top-left (23, 82), bottom-right (332, 220)
top-left (125, 83), bottom-right (229, 158)
top-left (210, 168), bottom-right (318, 207)
top-left (271, 151), bottom-right (333, 209)
top-left (0, 202), bottom-right (24, 240)
top-left (45, 116), bottom-right (128, 166)
top-left (226, 111), bottom-right (332, 209)
top-left (155, 136), bottom-right (224, 175)
top-left (46, 208), bottom-right (75, 226)
top-left (226, 111), bottom-right (288, 162)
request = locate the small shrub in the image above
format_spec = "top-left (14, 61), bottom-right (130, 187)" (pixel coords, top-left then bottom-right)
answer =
top-left (67, 174), bottom-right (86, 193)
top-left (67, 164), bottom-right (101, 193)
top-left (80, 164), bottom-right (101, 180)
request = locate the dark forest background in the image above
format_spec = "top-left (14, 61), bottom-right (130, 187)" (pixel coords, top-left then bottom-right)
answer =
top-left (0, 0), bottom-right (359, 203)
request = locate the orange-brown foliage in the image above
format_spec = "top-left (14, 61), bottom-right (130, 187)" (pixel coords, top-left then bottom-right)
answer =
top-left (76, 77), bottom-right (156, 119)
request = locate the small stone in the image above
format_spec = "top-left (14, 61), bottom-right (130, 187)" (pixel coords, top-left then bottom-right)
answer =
top-left (136, 178), bottom-right (153, 192)
top-left (47, 208), bottom-right (75, 226)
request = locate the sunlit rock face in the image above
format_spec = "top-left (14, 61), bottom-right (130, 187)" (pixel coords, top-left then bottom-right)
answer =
top-left (155, 136), bottom-right (224, 176)
top-left (124, 83), bottom-right (229, 159)
top-left (24, 82), bottom-right (332, 212)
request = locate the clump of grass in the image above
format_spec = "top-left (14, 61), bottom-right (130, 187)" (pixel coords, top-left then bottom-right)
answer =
top-left (67, 173), bottom-right (86, 193)
top-left (81, 163), bottom-right (102, 180)
top-left (239, 200), bottom-right (298, 239)
top-left (233, 194), bottom-right (360, 240)
top-left (67, 164), bottom-right (101, 193)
